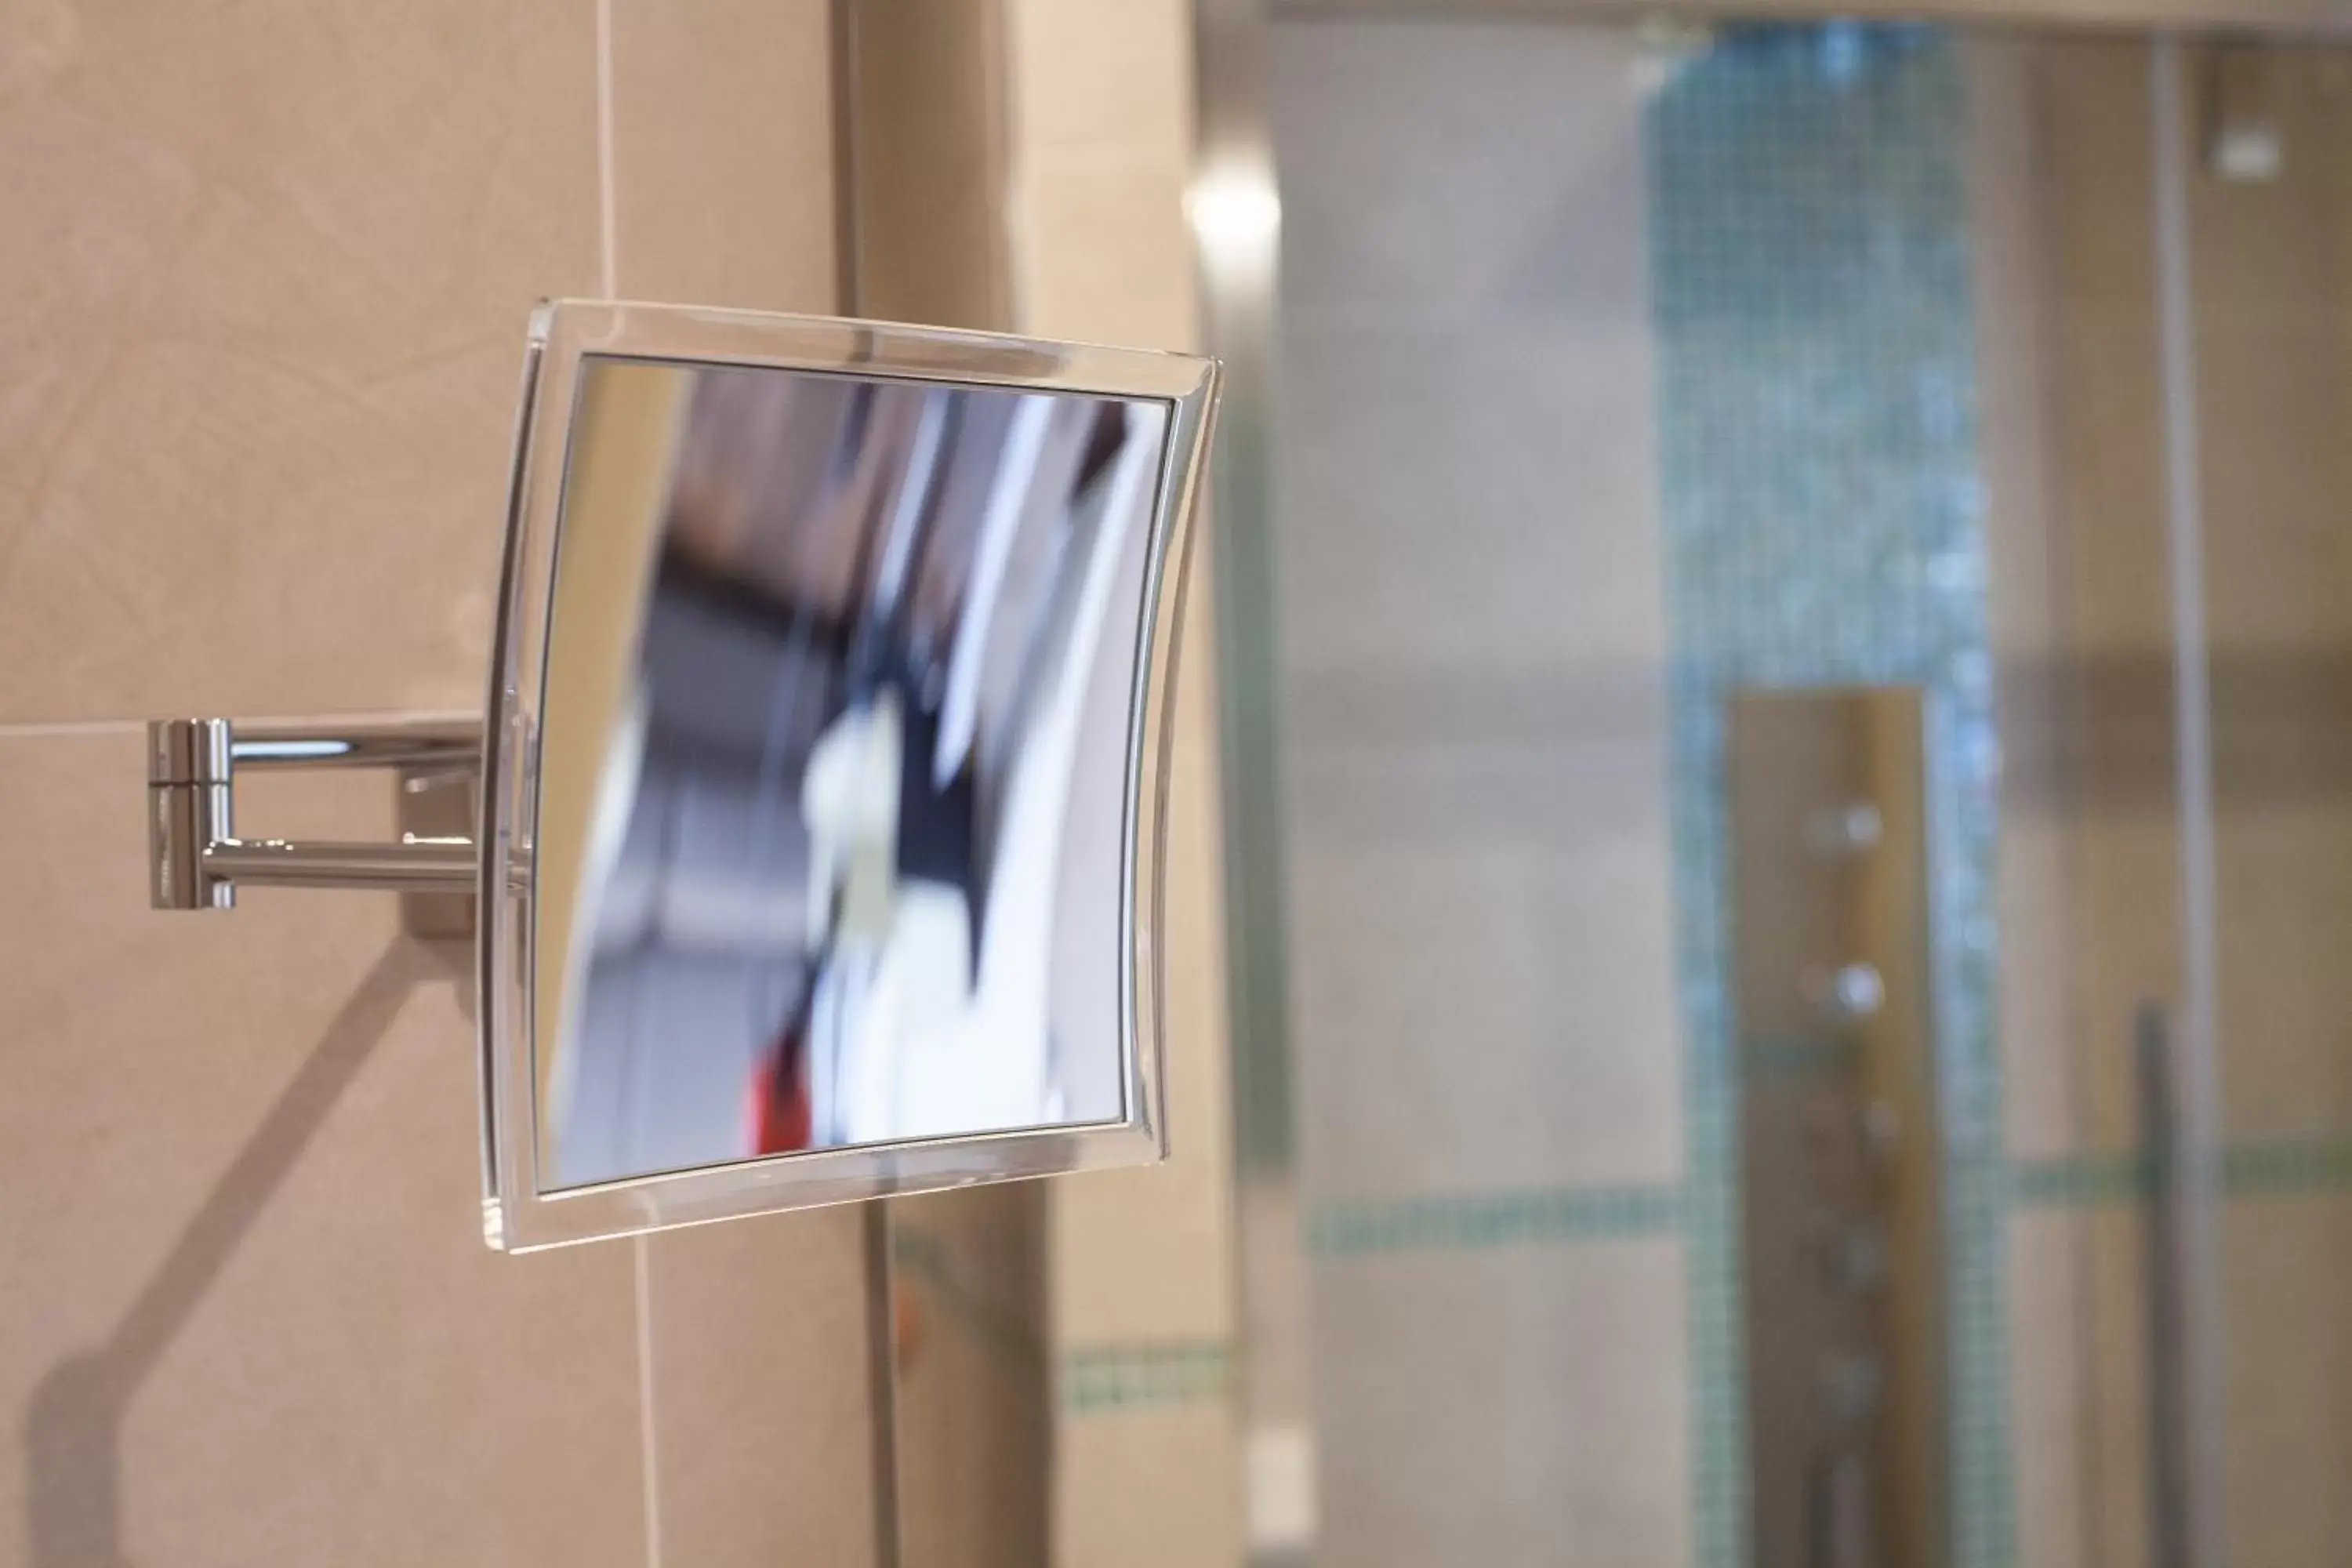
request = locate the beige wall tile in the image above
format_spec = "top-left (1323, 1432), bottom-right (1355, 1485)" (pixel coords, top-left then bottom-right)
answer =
top-left (1969, 39), bottom-right (2089, 1166)
top-left (607, 0), bottom-right (837, 314)
top-left (2008, 1211), bottom-right (2095, 1568)
top-left (1312, 1240), bottom-right (1691, 1568)
top-left (1054, 1403), bottom-right (1246, 1568)
top-left (1287, 827), bottom-right (1681, 1193)
top-left (2081, 1207), bottom-right (2153, 1568)
top-left (2183, 44), bottom-right (2352, 1142)
top-left (2221, 1197), bottom-right (2352, 1568)
top-left (845, 0), bottom-right (1013, 330)
top-left (1010, 159), bottom-right (1199, 350)
top-left (641, 1214), bottom-right (883, 1567)
top-left (1004, 0), bottom-right (1189, 162)
top-left (0, 729), bottom-right (644, 1567)
top-left (0, 0), bottom-right (598, 724)
top-left (891, 1189), bottom-right (1052, 1568)
top-left (1266, 20), bottom-right (1678, 1190)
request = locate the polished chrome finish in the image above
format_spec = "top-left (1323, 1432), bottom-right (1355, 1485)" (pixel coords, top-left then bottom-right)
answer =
top-left (202, 837), bottom-right (478, 891)
top-left (1733, 688), bottom-right (1945, 1568)
top-left (147, 719), bottom-right (235, 910)
top-left (397, 768), bottom-right (482, 941)
top-left (230, 717), bottom-right (481, 774)
top-left (145, 715), bottom-right (482, 913)
top-left (149, 714), bottom-right (233, 786)
top-left (1804, 961), bottom-right (1889, 1023)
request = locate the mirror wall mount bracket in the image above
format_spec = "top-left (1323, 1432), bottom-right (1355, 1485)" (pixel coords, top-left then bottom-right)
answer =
top-left (147, 715), bottom-right (483, 920)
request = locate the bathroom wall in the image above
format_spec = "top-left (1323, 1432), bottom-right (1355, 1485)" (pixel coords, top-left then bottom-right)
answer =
top-left (0, 4), bottom-right (883, 1564)
top-left (1265, 19), bottom-right (1690, 1566)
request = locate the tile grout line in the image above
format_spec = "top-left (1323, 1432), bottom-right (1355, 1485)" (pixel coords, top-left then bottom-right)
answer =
top-left (0, 709), bottom-right (482, 740)
top-left (634, 1233), bottom-right (663, 1568)
top-left (0, 720), bottom-right (147, 739)
top-left (597, 0), bottom-right (619, 303)
top-left (595, 3), bottom-right (655, 1563)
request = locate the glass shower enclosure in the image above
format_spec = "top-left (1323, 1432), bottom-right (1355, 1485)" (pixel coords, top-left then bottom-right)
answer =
top-left (1201, 6), bottom-right (2352, 1566)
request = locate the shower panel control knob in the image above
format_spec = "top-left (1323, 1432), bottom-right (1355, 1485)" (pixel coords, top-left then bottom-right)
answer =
top-left (1806, 800), bottom-right (1884, 857)
top-left (1802, 962), bottom-right (1885, 1022)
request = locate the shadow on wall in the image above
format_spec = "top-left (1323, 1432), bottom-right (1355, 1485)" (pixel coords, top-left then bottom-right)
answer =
top-left (24, 942), bottom-right (441, 1567)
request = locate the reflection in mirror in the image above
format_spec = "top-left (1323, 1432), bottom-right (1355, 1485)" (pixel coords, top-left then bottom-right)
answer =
top-left (536, 356), bottom-right (1170, 1190)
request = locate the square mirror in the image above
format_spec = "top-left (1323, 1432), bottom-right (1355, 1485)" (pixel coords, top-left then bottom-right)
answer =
top-left (477, 301), bottom-right (1218, 1250)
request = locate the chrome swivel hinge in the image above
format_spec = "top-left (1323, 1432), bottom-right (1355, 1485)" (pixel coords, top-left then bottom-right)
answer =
top-left (147, 716), bottom-right (483, 937)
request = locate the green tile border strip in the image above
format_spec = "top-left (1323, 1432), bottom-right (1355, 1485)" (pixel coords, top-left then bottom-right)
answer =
top-left (1308, 1181), bottom-right (1686, 1258)
top-left (1062, 1339), bottom-right (1232, 1415)
top-left (2222, 1134), bottom-right (2352, 1197)
top-left (1301, 1137), bottom-right (2352, 1265)
top-left (894, 1228), bottom-right (1232, 1418)
top-left (2011, 1134), bottom-right (2352, 1207)
top-left (1289, 1134), bottom-right (2352, 1304)
top-left (2008, 1150), bottom-right (2150, 1208)
top-left (1059, 1140), bottom-right (2352, 1421)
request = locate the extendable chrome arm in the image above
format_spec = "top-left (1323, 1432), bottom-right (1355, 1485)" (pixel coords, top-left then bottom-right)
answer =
top-left (147, 717), bottom-right (482, 910)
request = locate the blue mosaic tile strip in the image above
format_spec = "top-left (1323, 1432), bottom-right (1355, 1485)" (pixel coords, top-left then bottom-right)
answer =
top-left (1643, 24), bottom-right (2011, 1568)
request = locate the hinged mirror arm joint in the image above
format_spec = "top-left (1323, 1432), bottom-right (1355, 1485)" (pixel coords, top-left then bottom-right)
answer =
top-left (147, 717), bottom-right (483, 911)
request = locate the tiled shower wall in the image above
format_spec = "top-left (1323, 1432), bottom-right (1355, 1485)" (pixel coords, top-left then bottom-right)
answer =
top-left (1261, 18), bottom-right (2043, 1568)
top-left (1269, 20), bottom-right (1691, 1566)
top-left (0, 5), bottom-right (881, 1564)
top-left (1643, 27), bottom-right (2013, 1568)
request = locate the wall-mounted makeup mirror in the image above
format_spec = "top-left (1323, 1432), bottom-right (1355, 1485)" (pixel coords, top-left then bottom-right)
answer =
top-left (147, 299), bottom-right (1220, 1251)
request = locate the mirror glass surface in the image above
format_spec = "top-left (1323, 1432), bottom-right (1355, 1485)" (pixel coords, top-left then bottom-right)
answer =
top-left (533, 354), bottom-right (1171, 1190)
